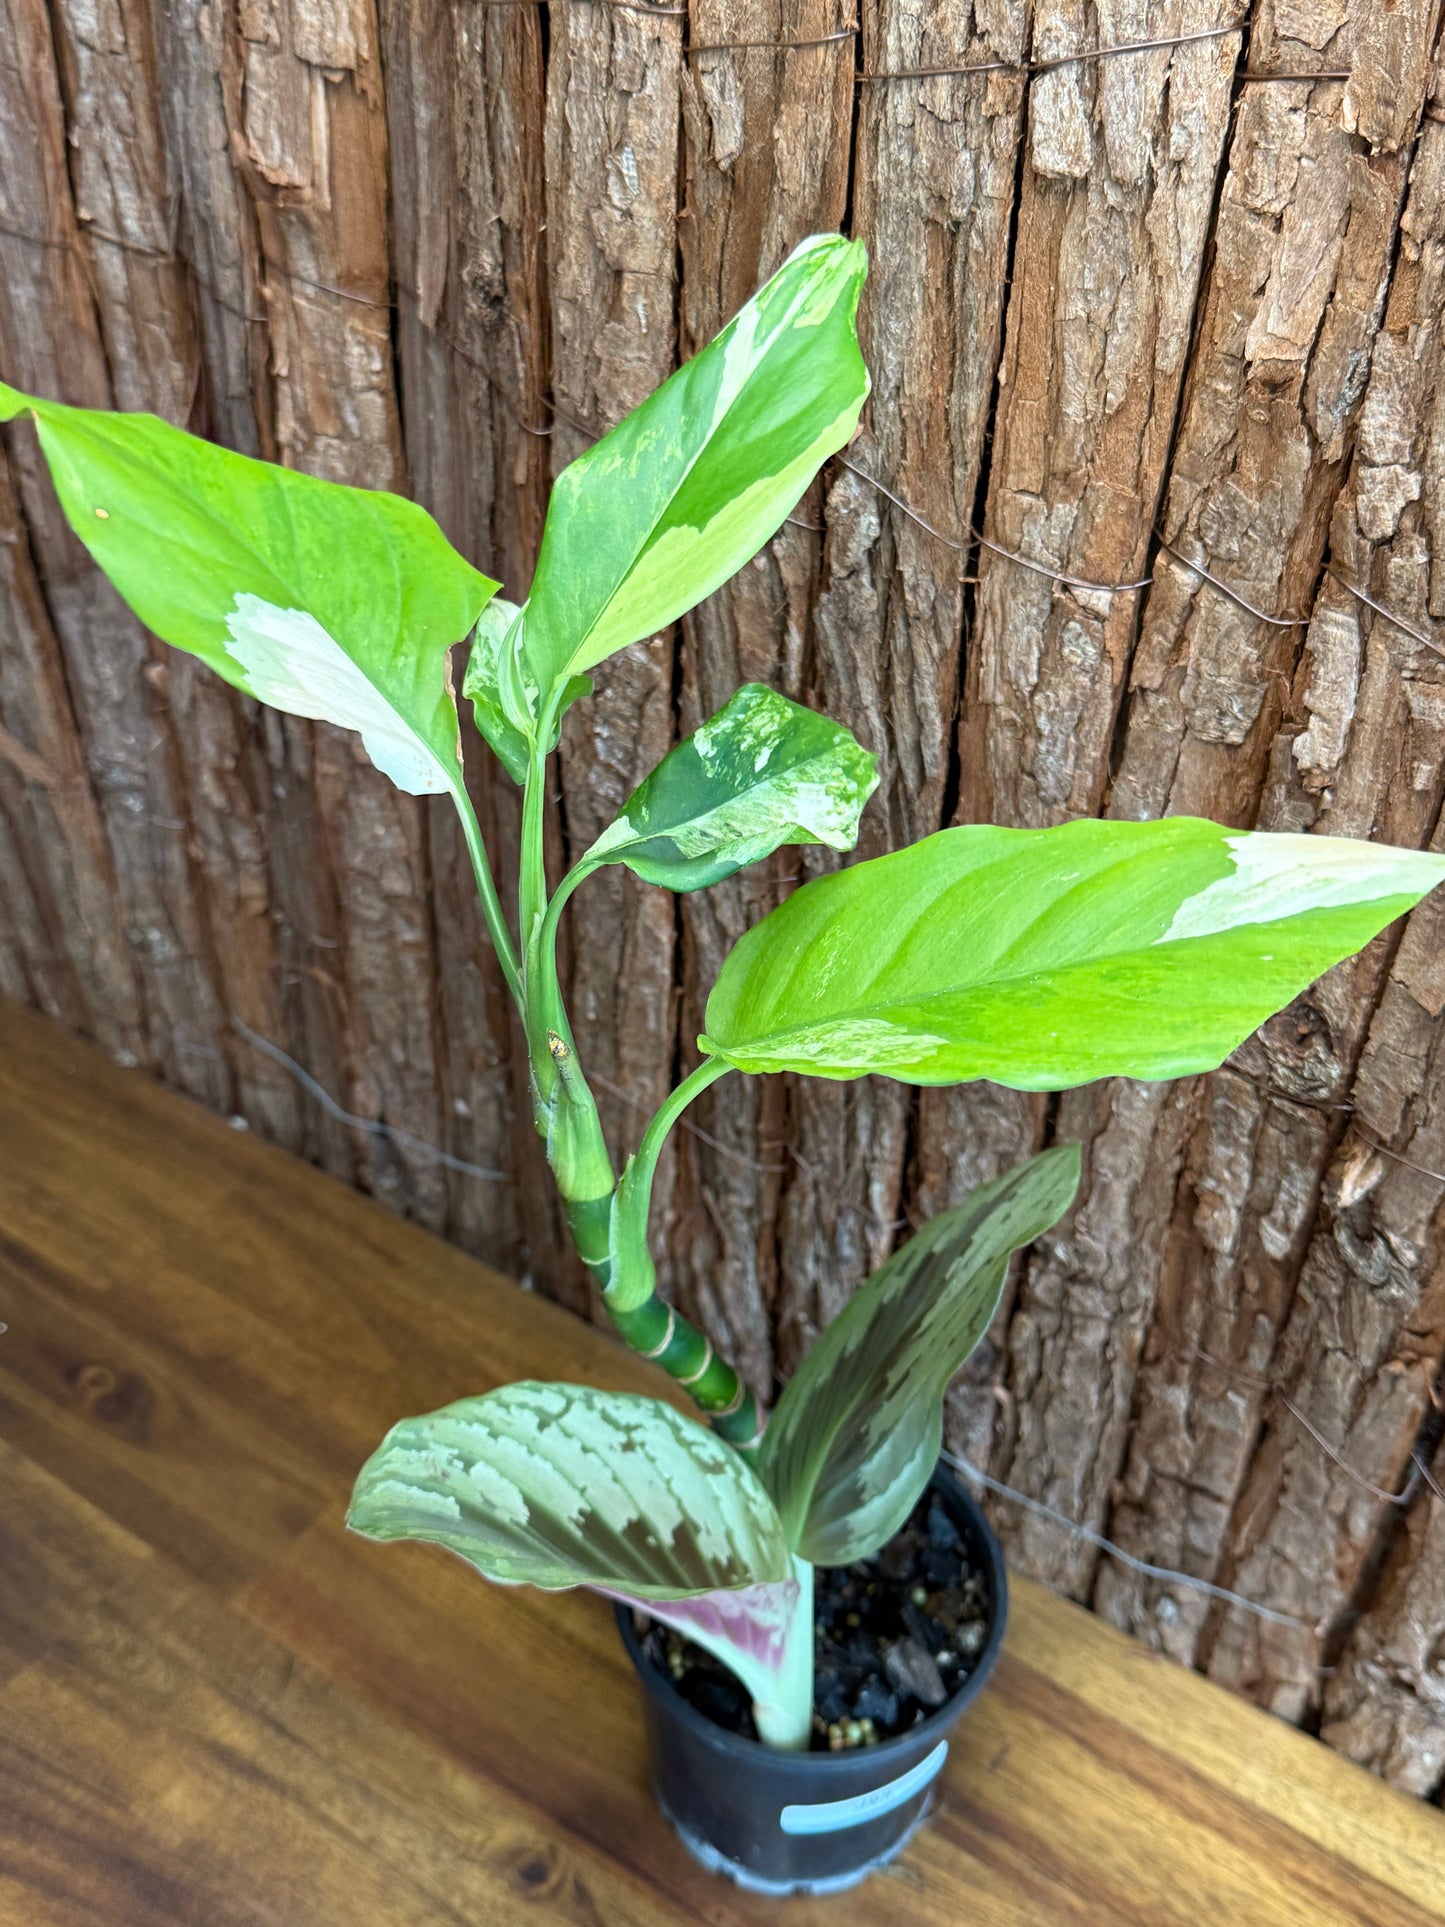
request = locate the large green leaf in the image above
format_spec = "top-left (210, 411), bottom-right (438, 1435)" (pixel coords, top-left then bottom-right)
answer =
top-left (582, 683), bottom-right (878, 891)
top-left (701, 817), bottom-right (1445, 1087)
top-left (0, 381), bottom-right (496, 796)
top-left (522, 234), bottom-right (868, 705)
top-left (757, 1147), bottom-right (1080, 1565)
top-left (348, 1381), bottom-right (789, 1600)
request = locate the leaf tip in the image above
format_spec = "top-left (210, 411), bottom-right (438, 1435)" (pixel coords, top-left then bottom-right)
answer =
top-left (0, 378), bottom-right (36, 424)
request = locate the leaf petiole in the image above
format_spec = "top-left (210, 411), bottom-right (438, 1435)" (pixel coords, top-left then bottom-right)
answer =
top-left (453, 783), bottom-right (522, 1007)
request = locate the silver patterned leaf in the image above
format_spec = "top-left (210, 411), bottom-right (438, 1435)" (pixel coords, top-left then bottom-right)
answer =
top-left (348, 1380), bottom-right (790, 1600)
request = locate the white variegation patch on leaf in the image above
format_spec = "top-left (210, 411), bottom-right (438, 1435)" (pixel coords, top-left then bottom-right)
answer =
top-left (348, 1380), bottom-right (790, 1600)
top-left (701, 817), bottom-right (1445, 1088)
top-left (522, 235), bottom-right (869, 706)
top-left (583, 683), bottom-right (878, 890)
top-left (224, 595), bottom-right (447, 795)
top-left (757, 1147), bottom-right (1081, 1565)
top-left (0, 379), bottom-right (495, 798)
top-left (1156, 831), bottom-right (1414, 943)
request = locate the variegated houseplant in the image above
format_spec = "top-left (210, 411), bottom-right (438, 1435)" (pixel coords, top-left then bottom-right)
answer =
top-left (6, 236), bottom-right (1443, 1761)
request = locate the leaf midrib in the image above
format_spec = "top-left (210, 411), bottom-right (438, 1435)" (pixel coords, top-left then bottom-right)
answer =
top-left (707, 901), bottom-right (1313, 1057)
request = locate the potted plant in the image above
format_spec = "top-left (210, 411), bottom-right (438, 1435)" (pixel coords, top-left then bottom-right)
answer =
top-left (6, 236), bottom-right (1442, 1895)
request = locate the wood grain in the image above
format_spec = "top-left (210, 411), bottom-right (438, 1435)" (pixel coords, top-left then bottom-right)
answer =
top-left (2, 996), bottom-right (1442, 1926)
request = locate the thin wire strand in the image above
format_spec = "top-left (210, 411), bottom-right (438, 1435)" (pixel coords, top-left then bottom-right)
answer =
top-left (1195, 1347), bottom-right (1422, 1510)
top-left (454, 4), bottom-right (1340, 80)
top-left (972, 524), bottom-right (1155, 596)
top-left (691, 26), bottom-right (852, 53)
top-left (476, 0), bottom-right (687, 13)
top-left (835, 452), bottom-right (966, 550)
top-left (230, 1016), bottom-right (507, 1180)
top-left (1278, 1394), bottom-right (1420, 1508)
top-left (1153, 530), bottom-right (1305, 629)
top-left (1328, 567), bottom-right (1441, 657)
top-left (1352, 1130), bottom-right (1445, 1189)
top-left (943, 1450), bottom-right (1309, 1627)
top-left (0, 723), bottom-right (57, 789)
top-left (859, 21), bottom-right (1242, 84)
top-left (835, 455), bottom-right (1445, 655)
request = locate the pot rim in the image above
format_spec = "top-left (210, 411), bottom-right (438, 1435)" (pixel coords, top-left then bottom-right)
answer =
top-left (615, 1458), bottom-right (1008, 1774)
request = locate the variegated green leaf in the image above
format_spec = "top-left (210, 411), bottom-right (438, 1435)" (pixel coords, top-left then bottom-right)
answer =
top-left (522, 234), bottom-right (868, 705)
top-left (758, 1146), bottom-right (1081, 1565)
top-left (347, 1381), bottom-right (790, 1599)
top-left (0, 381), bottom-right (496, 797)
top-left (702, 818), bottom-right (1445, 1087)
top-left (582, 683), bottom-right (878, 891)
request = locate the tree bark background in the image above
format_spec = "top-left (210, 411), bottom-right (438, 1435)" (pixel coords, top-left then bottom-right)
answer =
top-left (3, 0), bottom-right (1445, 1795)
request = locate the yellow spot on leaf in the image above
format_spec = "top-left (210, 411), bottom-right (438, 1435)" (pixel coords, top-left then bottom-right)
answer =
top-left (93, 507), bottom-right (110, 519)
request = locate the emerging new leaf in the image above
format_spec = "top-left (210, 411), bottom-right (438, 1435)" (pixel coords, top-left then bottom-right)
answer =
top-left (757, 1146), bottom-right (1081, 1565)
top-left (522, 234), bottom-right (869, 707)
top-left (348, 1380), bottom-right (789, 1599)
top-left (582, 683), bottom-right (879, 890)
top-left (701, 817), bottom-right (1445, 1087)
top-left (462, 597), bottom-right (531, 784)
top-left (0, 382), bottom-right (496, 797)
top-left (462, 598), bottom-right (593, 785)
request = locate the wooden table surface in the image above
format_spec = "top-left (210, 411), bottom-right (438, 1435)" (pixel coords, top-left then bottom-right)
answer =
top-left (1, 997), bottom-right (1441, 1927)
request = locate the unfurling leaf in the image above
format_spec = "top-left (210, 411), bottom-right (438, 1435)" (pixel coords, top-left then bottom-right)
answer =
top-left (522, 234), bottom-right (869, 707)
top-left (0, 381), bottom-right (496, 797)
top-left (701, 817), bottom-right (1445, 1087)
top-left (583, 683), bottom-right (878, 891)
top-left (757, 1147), bottom-right (1081, 1565)
top-left (348, 1380), bottom-right (789, 1599)
top-left (462, 597), bottom-right (531, 784)
top-left (462, 598), bottom-right (593, 785)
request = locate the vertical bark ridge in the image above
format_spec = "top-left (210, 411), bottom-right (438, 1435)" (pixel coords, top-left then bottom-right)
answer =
top-left (1097, 38), bottom-right (1445, 1669)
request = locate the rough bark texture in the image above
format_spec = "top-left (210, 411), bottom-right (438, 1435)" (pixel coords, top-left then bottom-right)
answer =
top-left (5, 0), bottom-right (1445, 1793)
top-left (1321, 1436), bottom-right (1445, 1798)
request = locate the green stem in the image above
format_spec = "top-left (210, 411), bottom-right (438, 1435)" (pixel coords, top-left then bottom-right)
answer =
top-left (518, 717), bottom-right (556, 968)
top-left (535, 860), bottom-right (592, 1005)
top-left (751, 1558), bottom-right (815, 1750)
top-left (606, 1056), bottom-right (763, 1449)
top-left (454, 786), bottom-right (521, 1008)
top-left (509, 725), bottom-right (760, 1446)
top-left (513, 722), bottom-right (615, 1252)
top-left (608, 1291), bottom-right (764, 1448)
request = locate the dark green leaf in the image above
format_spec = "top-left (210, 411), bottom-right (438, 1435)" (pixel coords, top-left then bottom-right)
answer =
top-left (757, 1146), bottom-right (1081, 1564)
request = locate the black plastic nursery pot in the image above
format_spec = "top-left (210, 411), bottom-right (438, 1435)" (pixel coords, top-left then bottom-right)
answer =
top-left (615, 1461), bottom-right (1007, 1897)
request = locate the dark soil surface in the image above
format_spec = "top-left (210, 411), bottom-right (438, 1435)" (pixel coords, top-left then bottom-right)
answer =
top-left (639, 1486), bottom-right (992, 1750)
